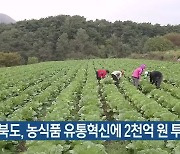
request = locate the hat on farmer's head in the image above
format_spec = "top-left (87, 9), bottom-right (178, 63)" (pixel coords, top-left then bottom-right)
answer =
top-left (144, 71), bottom-right (150, 77)
top-left (144, 71), bottom-right (148, 76)
top-left (140, 64), bottom-right (146, 69)
top-left (144, 71), bottom-right (148, 75)
top-left (106, 70), bottom-right (110, 73)
top-left (121, 70), bottom-right (124, 75)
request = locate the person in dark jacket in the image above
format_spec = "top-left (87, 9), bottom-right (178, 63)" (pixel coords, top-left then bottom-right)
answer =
top-left (145, 71), bottom-right (163, 88)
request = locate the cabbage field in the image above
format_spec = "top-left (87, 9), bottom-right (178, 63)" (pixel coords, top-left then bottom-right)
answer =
top-left (0, 58), bottom-right (180, 154)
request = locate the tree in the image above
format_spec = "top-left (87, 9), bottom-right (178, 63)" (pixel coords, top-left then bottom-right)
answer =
top-left (27, 57), bottom-right (39, 64)
top-left (61, 15), bottom-right (86, 39)
top-left (0, 14), bottom-right (180, 61)
top-left (70, 28), bottom-right (89, 58)
top-left (143, 36), bottom-right (174, 52)
top-left (37, 42), bottom-right (54, 61)
top-left (164, 33), bottom-right (180, 47)
top-left (0, 52), bottom-right (22, 67)
top-left (104, 35), bottom-right (130, 58)
top-left (56, 33), bottom-right (69, 60)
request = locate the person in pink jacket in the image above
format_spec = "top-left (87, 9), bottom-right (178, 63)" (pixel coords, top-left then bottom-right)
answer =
top-left (132, 64), bottom-right (146, 88)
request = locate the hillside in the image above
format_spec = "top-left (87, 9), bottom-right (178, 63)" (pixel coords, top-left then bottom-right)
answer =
top-left (0, 14), bottom-right (179, 63)
top-left (129, 50), bottom-right (180, 61)
top-left (0, 13), bottom-right (16, 24)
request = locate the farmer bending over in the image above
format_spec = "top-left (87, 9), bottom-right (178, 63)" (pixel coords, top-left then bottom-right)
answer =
top-left (111, 70), bottom-right (124, 85)
top-left (96, 69), bottom-right (109, 81)
top-left (132, 64), bottom-right (146, 88)
top-left (145, 71), bottom-right (163, 88)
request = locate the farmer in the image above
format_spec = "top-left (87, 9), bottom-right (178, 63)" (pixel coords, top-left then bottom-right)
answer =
top-left (111, 70), bottom-right (124, 83)
top-left (132, 64), bottom-right (146, 88)
top-left (145, 71), bottom-right (163, 88)
top-left (96, 69), bottom-right (109, 81)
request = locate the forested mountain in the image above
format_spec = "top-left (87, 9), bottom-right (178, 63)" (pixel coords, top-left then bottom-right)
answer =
top-left (0, 14), bottom-right (180, 63)
top-left (0, 13), bottom-right (16, 24)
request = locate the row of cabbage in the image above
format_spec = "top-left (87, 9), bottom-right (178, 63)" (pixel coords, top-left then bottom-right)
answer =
top-left (0, 61), bottom-right (84, 153)
top-left (97, 59), bottom-right (179, 154)
top-left (0, 59), bottom-right (179, 154)
top-left (24, 63), bottom-right (89, 153)
top-left (24, 62), bottom-right (110, 154)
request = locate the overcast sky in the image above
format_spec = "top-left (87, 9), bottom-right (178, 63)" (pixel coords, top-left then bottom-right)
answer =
top-left (0, 0), bottom-right (180, 25)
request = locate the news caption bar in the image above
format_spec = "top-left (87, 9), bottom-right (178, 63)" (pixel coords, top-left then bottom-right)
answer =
top-left (0, 121), bottom-right (180, 140)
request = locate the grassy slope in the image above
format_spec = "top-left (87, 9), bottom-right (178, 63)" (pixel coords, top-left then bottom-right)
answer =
top-left (129, 50), bottom-right (180, 62)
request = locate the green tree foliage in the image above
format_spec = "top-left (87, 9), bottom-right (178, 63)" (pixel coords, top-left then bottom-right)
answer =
top-left (56, 33), bottom-right (70, 60)
top-left (0, 15), bottom-right (180, 62)
top-left (73, 28), bottom-right (89, 54)
top-left (61, 16), bottom-right (86, 39)
top-left (104, 34), bottom-right (130, 58)
top-left (164, 33), bottom-right (180, 47)
top-left (27, 57), bottom-right (39, 64)
top-left (143, 36), bottom-right (174, 52)
top-left (0, 52), bottom-right (22, 67)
